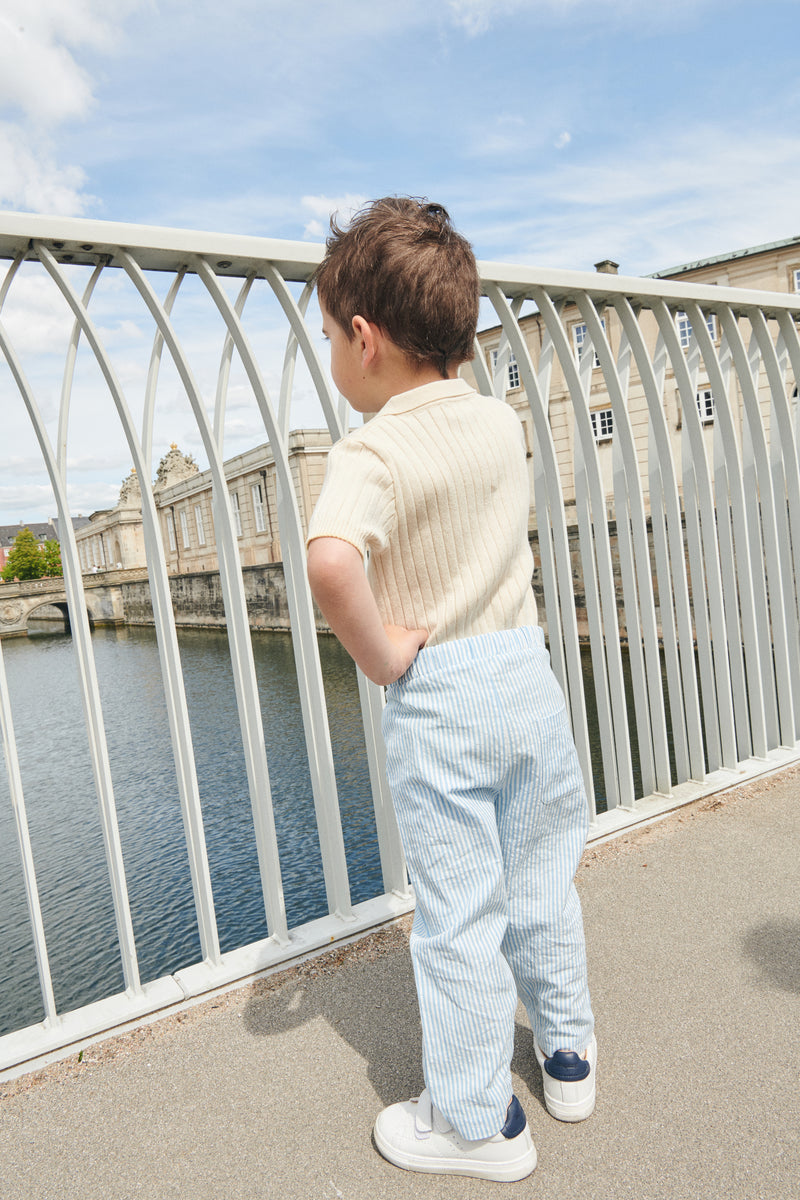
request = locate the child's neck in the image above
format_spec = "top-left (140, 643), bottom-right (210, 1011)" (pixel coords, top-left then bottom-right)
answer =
top-left (366, 353), bottom-right (459, 415)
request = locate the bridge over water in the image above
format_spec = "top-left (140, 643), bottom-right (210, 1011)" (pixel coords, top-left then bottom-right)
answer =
top-left (0, 569), bottom-right (144, 637)
top-left (1, 211), bottom-right (799, 1087)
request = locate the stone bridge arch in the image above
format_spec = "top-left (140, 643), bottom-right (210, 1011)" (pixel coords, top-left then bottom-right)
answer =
top-left (0, 576), bottom-right (128, 638)
top-left (24, 596), bottom-right (99, 634)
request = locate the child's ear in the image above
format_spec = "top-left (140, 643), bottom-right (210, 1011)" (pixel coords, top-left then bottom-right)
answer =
top-left (352, 315), bottom-right (379, 367)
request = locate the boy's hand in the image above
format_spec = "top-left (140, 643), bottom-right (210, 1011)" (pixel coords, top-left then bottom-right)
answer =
top-left (383, 624), bottom-right (428, 683)
top-left (307, 536), bottom-right (428, 686)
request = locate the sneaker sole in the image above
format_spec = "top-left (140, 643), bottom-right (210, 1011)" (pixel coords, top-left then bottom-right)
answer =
top-left (539, 1090), bottom-right (596, 1123)
top-left (373, 1129), bottom-right (537, 1182)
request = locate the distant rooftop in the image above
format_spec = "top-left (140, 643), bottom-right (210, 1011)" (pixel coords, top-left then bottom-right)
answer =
top-left (651, 234), bottom-right (800, 279)
top-left (0, 516), bottom-right (89, 547)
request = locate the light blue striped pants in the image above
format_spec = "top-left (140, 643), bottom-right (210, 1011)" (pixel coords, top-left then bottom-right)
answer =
top-left (382, 625), bottom-right (594, 1140)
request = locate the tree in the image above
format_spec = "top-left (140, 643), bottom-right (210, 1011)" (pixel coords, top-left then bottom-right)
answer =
top-left (42, 539), bottom-right (63, 577)
top-left (1, 528), bottom-right (45, 581)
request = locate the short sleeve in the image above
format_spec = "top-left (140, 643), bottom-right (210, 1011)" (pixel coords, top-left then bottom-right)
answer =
top-left (306, 436), bottom-right (395, 558)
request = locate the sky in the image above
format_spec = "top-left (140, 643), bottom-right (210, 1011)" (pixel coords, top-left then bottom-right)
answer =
top-left (1, 0), bottom-right (799, 523)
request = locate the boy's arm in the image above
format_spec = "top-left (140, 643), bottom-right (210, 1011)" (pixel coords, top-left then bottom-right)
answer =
top-left (306, 537), bottom-right (427, 686)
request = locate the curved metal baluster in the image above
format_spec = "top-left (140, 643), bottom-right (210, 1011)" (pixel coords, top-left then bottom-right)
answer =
top-left (57, 263), bottom-right (104, 478)
top-left (0, 307), bottom-right (142, 997)
top-left (0, 251), bottom-right (61, 1023)
top-left (195, 257), bottom-right (356, 919)
top-left (277, 280), bottom-right (314, 445)
top-left (143, 270), bottom-right (186, 465)
top-left (720, 307), bottom-right (794, 746)
top-left (576, 295), bottom-right (671, 798)
top-left (0, 253), bottom-right (25, 307)
top-left (34, 243), bottom-right (222, 966)
top-left (0, 580), bottom-right (58, 1028)
top-left (685, 301), bottom-right (766, 759)
top-left (470, 332), bottom-right (493, 395)
top-left (653, 300), bottom-right (735, 770)
top-left (531, 286), bottom-right (634, 811)
top-left (214, 273), bottom-right (256, 451)
top-left (613, 299), bottom-right (703, 782)
top-left (117, 250), bottom-right (291, 942)
top-left (751, 311), bottom-right (800, 731)
top-left (483, 284), bottom-right (595, 814)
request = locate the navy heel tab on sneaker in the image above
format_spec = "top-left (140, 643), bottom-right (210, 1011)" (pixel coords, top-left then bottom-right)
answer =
top-left (544, 1050), bottom-right (591, 1082)
top-left (501, 1095), bottom-right (527, 1139)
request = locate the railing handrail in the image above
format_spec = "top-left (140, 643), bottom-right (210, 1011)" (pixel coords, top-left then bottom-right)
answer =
top-left (1, 213), bottom-right (799, 1079)
top-left (2, 211), bottom-right (800, 316)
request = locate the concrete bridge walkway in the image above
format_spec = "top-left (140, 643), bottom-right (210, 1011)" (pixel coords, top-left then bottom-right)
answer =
top-left (1, 767), bottom-right (798, 1200)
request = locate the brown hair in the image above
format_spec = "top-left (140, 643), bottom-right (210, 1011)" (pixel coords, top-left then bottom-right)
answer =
top-left (314, 197), bottom-right (480, 378)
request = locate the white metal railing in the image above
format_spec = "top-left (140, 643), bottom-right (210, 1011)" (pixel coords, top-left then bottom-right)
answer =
top-left (1, 213), bottom-right (799, 1077)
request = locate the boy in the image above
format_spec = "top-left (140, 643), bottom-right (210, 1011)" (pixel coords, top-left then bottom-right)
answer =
top-left (306, 197), bottom-right (595, 1182)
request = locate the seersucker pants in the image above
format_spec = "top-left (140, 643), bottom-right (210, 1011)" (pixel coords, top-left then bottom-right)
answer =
top-left (382, 625), bottom-right (594, 1141)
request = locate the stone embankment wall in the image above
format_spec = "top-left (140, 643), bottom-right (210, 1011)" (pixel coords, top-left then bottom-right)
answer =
top-left (118, 525), bottom-right (633, 642)
top-left (120, 563), bottom-right (300, 632)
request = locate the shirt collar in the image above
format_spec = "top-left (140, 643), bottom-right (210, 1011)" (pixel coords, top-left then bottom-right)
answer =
top-left (380, 377), bottom-right (475, 416)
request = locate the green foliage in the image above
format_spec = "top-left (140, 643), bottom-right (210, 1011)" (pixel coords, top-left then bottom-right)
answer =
top-left (42, 539), bottom-right (63, 577)
top-left (1, 528), bottom-right (45, 581)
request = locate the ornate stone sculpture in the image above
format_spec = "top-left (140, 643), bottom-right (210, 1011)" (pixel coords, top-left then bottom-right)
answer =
top-left (154, 444), bottom-right (199, 492)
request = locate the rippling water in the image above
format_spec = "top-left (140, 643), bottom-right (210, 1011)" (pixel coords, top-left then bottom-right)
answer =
top-left (0, 626), bottom-right (380, 1037)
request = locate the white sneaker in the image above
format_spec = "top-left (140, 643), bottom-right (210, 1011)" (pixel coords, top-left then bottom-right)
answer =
top-left (373, 1089), bottom-right (537, 1181)
top-left (534, 1034), bottom-right (597, 1122)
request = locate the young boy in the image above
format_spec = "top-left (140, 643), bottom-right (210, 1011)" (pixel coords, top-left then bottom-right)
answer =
top-left (306, 197), bottom-right (595, 1182)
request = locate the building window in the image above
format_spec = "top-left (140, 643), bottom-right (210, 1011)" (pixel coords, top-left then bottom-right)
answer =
top-left (792, 268), bottom-right (800, 293)
top-left (490, 348), bottom-right (520, 390)
top-left (179, 509), bottom-right (190, 549)
top-left (572, 320), bottom-right (605, 368)
top-left (696, 388), bottom-right (715, 423)
top-left (590, 408), bottom-right (613, 441)
top-left (194, 505), bottom-right (206, 546)
top-left (677, 311), bottom-right (717, 349)
top-left (230, 490), bottom-right (242, 537)
top-left (252, 482), bottom-right (267, 533)
top-left (166, 511), bottom-right (177, 552)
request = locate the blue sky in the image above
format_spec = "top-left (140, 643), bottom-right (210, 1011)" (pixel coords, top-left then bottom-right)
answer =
top-left (1, 0), bottom-right (799, 522)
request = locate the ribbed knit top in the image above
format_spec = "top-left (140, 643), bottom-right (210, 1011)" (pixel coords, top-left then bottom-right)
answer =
top-left (306, 377), bottom-right (537, 646)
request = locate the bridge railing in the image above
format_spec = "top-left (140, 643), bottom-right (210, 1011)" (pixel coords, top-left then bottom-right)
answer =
top-left (0, 213), bottom-right (798, 1076)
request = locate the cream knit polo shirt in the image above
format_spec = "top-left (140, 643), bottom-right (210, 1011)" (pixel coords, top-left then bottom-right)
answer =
top-left (306, 377), bottom-right (537, 646)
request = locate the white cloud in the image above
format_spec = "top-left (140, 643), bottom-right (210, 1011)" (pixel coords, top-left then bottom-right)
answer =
top-left (300, 193), bottom-right (368, 239)
top-left (65, 481), bottom-right (124, 515)
top-left (0, 123), bottom-right (94, 214)
top-left (0, 1), bottom-right (144, 216)
top-left (0, 483), bottom-right (57, 520)
top-left (0, 272), bottom-right (77, 355)
top-left (555, 131), bottom-right (571, 149)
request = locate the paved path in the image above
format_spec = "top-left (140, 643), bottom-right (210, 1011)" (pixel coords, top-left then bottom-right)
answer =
top-left (2, 768), bottom-right (799, 1200)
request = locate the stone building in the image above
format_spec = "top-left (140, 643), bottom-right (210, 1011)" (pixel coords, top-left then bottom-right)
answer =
top-left (74, 433), bottom-right (333, 577)
top-left (154, 430), bottom-right (332, 575)
top-left (467, 234), bottom-right (800, 524)
top-left (75, 468), bottom-right (147, 572)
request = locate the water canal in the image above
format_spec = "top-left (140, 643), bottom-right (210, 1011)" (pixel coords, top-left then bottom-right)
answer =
top-left (0, 626), bottom-right (380, 1037)
top-left (0, 624), bottom-right (645, 1038)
